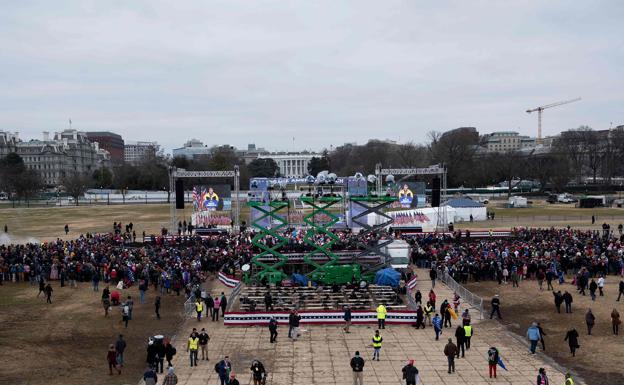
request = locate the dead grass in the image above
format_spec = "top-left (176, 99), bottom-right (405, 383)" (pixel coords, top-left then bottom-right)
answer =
top-left (0, 282), bottom-right (185, 385)
top-left (466, 277), bottom-right (624, 385)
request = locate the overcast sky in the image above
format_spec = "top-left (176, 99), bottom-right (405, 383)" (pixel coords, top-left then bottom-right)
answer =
top-left (1, 1), bottom-right (622, 153)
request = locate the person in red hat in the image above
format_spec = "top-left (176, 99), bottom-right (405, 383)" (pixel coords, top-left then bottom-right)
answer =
top-left (401, 359), bottom-right (419, 385)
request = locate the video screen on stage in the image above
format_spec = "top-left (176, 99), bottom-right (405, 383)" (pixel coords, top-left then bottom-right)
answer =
top-left (192, 184), bottom-right (231, 212)
top-left (390, 181), bottom-right (426, 208)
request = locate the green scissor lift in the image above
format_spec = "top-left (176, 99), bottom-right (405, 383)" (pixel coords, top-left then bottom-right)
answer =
top-left (247, 194), bottom-right (397, 285)
top-left (247, 200), bottom-right (290, 284)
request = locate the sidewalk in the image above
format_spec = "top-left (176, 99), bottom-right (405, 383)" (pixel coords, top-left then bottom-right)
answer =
top-left (167, 274), bottom-right (570, 385)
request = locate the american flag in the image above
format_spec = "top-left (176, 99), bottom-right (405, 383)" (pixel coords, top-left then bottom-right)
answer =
top-left (192, 186), bottom-right (199, 210)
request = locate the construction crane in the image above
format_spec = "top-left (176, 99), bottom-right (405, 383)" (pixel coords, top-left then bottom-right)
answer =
top-left (526, 97), bottom-right (581, 144)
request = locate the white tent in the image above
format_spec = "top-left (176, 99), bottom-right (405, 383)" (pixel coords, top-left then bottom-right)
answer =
top-left (442, 198), bottom-right (487, 222)
top-left (508, 196), bottom-right (528, 208)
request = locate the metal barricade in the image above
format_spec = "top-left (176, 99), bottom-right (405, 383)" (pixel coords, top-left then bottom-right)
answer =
top-left (226, 282), bottom-right (242, 311)
top-left (437, 269), bottom-right (484, 319)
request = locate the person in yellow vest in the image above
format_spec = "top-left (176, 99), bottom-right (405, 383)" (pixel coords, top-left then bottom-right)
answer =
top-left (372, 330), bottom-right (383, 361)
top-left (565, 373), bottom-right (574, 385)
top-left (424, 301), bottom-right (434, 326)
top-left (377, 304), bottom-right (387, 329)
top-left (463, 323), bottom-right (473, 350)
top-left (187, 331), bottom-right (200, 367)
top-left (195, 299), bottom-right (204, 322)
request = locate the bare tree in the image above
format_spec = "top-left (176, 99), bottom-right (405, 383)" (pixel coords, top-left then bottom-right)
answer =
top-left (61, 172), bottom-right (91, 206)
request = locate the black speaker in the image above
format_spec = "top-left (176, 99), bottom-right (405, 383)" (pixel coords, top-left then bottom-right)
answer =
top-left (431, 177), bottom-right (441, 207)
top-left (175, 179), bottom-right (184, 209)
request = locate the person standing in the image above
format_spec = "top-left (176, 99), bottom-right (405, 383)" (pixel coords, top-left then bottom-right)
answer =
top-left (126, 296), bottom-right (134, 320)
top-left (536, 368), bottom-right (549, 385)
top-left (92, 269), bottom-right (100, 292)
top-left (206, 295), bottom-right (215, 319)
top-left (617, 280), bottom-right (624, 301)
top-left (139, 279), bottom-right (148, 304)
top-left (155, 340), bottom-right (166, 374)
top-left (430, 267), bottom-right (437, 288)
top-left (401, 360), bottom-right (419, 385)
top-left (553, 291), bottom-right (563, 313)
top-left (350, 351), bottom-right (365, 385)
top-left (264, 291), bottom-right (274, 311)
top-left (216, 356), bottom-right (232, 385)
top-left (463, 323), bottom-right (473, 350)
top-left (597, 276), bottom-right (605, 296)
top-left (122, 302), bottom-right (130, 328)
top-left (428, 289), bottom-right (437, 309)
top-left (163, 367), bottom-right (178, 385)
top-left (269, 317), bottom-right (278, 343)
top-left (45, 283), bottom-right (53, 304)
top-left (490, 295), bottom-right (501, 319)
top-left (37, 278), bottom-right (46, 297)
top-left (199, 328), bottom-right (210, 361)
top-left (414, 305), bottom-right (425, 329)
top-left (454, 325), bottom-right (465, 358)
top-left (564, 328), bottom-right (580, 357)
top-left (195, 299), bottom-right (204, 322)
top-left (589, 279), bottom-right (598, 301)
top-left (376, 303), bottom-right (387, 329)
top-left (414, 290), bottom-right (422, 305)
top-left (115, 335), bottom-right (127, 367)
top-left (165, 339), bottom-right (177, 367)
top-left (344, 305), bottom-right (352, 333)
top-left (220, 292), bottom-right (228, 317)
top-left (250, 360), bottom-right (266, 385)
top-left (432, 313), bottom-right (442, 340)
top-left (585, 309), bottom-right (595, 335)
top-left (64, 224), bottom-right (69, 235)
top-left (291, 310), bottom-right (301, 341)
top-left (187, 331), bottom-right (199, 367)
top-left (444, 338), bottom-right (458, 374)
top-left (372, 330), bottom-right (383, 361)
top-left (212, 296), bottom-right (221, 321)
top-left (527, 322), bottom-right (541, 354)
top-left (537, 322), bottom-right (546, 351)
top-left (611, 308), bottom-right (621, 335)
top-left (155, 296), bottom-right (161, 319)
top-left (424, 301), bottom-right (433, 326)
top-left (107, 344), bottom-right (121, 375)
top-left (487, 346), bottom-right (499, 379)
top-left (563, 291), bottom-right (573, 313)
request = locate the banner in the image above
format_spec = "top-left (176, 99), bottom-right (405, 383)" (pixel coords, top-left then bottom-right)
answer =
top-left (224, 309), bottom-right (417, 326)
top-left (218, 272), bottom-right (240, 288)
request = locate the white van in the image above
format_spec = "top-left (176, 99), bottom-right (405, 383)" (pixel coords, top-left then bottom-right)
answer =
top-left (382, 239), bottom-right (411, 269)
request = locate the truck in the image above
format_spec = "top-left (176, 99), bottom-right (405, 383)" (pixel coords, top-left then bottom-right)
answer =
top-left (557, 193), bottom-right (577, 204)
top-left (381, 239), bottom-right (411, 270)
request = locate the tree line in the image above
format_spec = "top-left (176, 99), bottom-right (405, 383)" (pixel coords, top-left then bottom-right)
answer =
top-left (2, 126), bottom-right (624, 204)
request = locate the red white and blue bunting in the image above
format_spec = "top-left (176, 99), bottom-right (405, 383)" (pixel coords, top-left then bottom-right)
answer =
top-left (224, 309), bottom-right (417, 326)
top-left (218, 272), bottom-right (240, 288)
top-left (406, 276), bottom-right (418, 290)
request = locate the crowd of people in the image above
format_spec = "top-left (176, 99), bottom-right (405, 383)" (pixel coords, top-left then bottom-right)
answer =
top-left (409, 227), bottom-right (624, 282)
top-left (5, 223), bottom-right (624, 384)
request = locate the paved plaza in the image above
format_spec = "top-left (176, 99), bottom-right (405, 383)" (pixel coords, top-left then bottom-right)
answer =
top-left (166, 276), bottom-right (574, 385)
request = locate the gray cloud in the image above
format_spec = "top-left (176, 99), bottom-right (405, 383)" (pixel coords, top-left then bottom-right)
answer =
top-left (1, 0), bottom-right (622, 153)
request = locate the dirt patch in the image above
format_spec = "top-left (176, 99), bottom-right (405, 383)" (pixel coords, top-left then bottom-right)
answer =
top-left (0, 282), bottom-right (186, 385)
top-left (466, 278), bottom-right (624, 385)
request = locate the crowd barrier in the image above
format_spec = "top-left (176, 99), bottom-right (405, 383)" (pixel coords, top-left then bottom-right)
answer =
top-left (437, 268), bottom-right (484, 319)
top-left (223, 309), bottom-right (417, 326)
